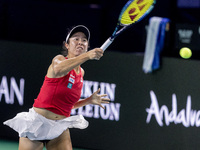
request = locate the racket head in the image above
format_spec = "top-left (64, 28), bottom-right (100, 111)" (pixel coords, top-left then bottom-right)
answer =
top-left (119, 0), bottom-right (156, 26)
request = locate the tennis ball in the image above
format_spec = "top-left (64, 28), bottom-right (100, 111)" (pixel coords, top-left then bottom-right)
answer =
top-left (179, 47), bottom-right (192, 59)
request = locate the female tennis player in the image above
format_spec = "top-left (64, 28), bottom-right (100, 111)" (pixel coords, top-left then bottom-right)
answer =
top-left (4, 25), bottom-right (110, 150)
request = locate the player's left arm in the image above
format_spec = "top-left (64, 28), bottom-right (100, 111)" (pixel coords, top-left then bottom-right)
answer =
top-left (73, 88), bottom-right (110, 109)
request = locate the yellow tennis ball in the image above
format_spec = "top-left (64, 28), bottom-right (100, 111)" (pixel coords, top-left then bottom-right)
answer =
top-left (179, 47), bottom-right (192, 59)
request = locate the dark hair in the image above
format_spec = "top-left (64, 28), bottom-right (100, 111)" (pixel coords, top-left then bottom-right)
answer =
top-left (61, 41), bottom-right (67, 56)
top-left (61, 27), bottom-right (72, 56)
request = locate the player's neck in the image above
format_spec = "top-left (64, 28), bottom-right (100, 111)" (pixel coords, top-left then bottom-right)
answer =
top-left (74, 66), bottom-right (80, 74)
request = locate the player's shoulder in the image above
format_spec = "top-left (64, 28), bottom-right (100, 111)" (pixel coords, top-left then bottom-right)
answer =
top-left (52, 54), bottom-right (66, 61)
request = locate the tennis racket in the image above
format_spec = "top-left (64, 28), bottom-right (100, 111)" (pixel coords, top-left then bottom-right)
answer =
top-left (100, 0), bottom-right (156, 51)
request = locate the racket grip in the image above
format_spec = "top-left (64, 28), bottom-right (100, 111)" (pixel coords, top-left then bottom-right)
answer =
top-left (100, 38), bottom-right (113, 51)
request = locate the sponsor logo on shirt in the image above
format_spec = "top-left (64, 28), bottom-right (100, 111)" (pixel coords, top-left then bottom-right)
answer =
top-left (67, 74), bottom-right (75, 89)
top-left (69, 77), bottom-right (75, 84)
top-left (67, 83), bottom-right (73, 89)
top-left (70, 74), bottom-right (75, 78)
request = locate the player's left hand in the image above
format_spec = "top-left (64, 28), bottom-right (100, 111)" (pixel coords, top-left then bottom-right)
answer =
top-left (89, 88), bottom-right (110, 109)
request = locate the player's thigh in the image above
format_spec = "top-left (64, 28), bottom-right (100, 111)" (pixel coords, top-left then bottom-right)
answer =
top-left (46, 129), bottom-right (72, 150)
top-left (19, 137), bottom-right (44, 150)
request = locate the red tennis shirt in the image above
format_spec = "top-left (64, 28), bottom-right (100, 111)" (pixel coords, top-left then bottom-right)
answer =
top-left (33, 67), bottom-right (83, 117)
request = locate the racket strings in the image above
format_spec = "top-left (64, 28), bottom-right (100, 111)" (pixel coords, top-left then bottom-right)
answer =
top-left (119, 0), bottom-right (155, 25)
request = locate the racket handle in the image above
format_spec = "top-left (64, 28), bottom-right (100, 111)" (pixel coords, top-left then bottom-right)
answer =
top-left (100, 38), bottom-right (113, 51)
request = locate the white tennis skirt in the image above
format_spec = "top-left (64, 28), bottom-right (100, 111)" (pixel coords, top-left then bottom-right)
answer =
top-left (3, 108), bottom-right (89, 140)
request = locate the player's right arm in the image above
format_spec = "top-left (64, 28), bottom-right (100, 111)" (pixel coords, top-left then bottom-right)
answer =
top-left (47, 48), bottom-right (103, 78)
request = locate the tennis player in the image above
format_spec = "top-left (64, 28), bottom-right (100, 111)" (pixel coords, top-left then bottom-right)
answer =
top-left (4, 25), bottom-right (110, 150)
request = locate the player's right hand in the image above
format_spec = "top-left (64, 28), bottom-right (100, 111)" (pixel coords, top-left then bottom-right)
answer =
top-left (87, 48), bottom-right (104, 60)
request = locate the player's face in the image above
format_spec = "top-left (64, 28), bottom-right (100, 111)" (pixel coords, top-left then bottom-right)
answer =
top-left (67, 32), bottom-right (89, 57)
